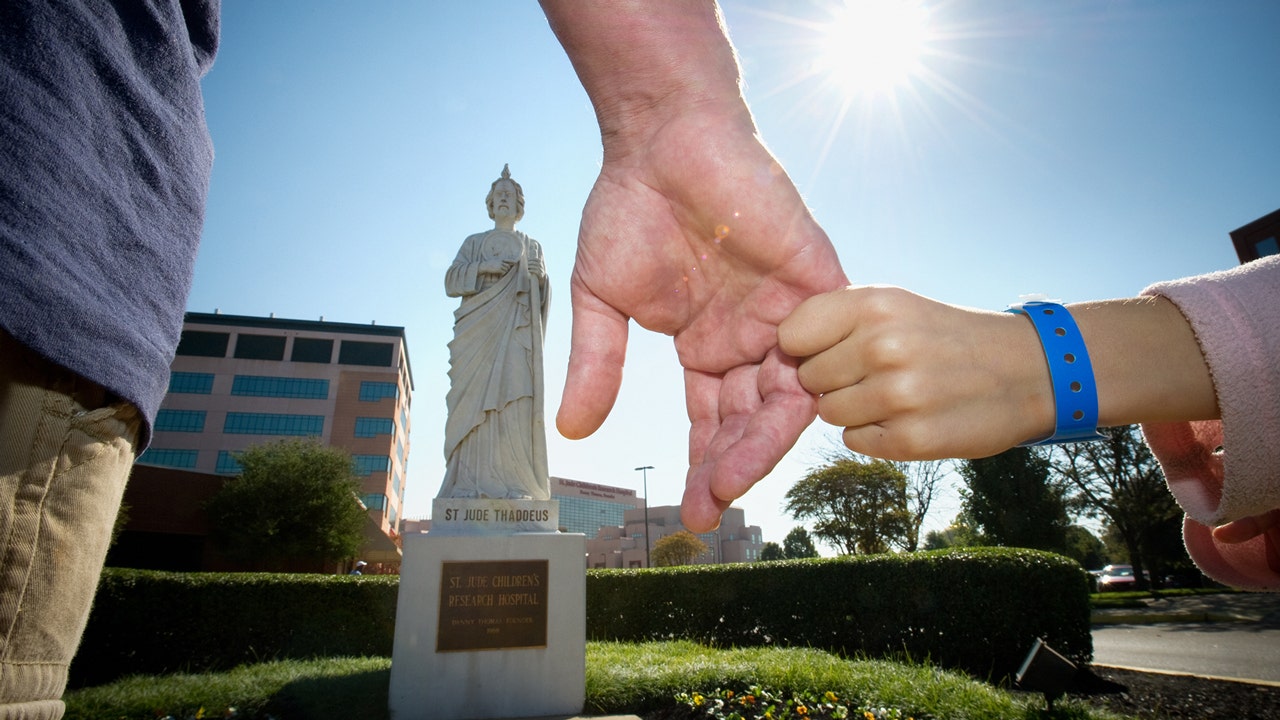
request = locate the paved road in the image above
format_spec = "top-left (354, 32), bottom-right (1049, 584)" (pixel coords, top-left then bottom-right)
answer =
top-left (1091, 593), bottom-right (1280, 684)
top-left (1093, 623), bottom-right (1280, 683)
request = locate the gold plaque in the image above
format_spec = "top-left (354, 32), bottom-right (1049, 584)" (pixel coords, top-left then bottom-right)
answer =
top-left (437, 559), bottom-right (549, 652)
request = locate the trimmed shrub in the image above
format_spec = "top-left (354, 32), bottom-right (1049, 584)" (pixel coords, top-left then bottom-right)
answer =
top-left (70, 569), bottom-right (398, 688)
top-left (585, 547), bottom-right (1092, 680)
top-left (72, 548), bottom-right (1089, 687)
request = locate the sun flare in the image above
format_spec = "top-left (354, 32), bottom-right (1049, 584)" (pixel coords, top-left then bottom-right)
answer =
top-left (817, 0), bottom-right (932, 96)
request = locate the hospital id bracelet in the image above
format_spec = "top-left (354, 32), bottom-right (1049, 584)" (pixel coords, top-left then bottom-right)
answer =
top-left (1007, 301), bottom-right (1108, 446)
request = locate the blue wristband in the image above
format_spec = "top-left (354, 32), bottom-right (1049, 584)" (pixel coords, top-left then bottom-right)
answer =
top-left (1007, 301), bottom-right (1107, 446)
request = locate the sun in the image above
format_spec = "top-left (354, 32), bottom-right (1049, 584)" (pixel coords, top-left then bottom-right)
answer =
top-left (816, 0), bottom-right (932, 96)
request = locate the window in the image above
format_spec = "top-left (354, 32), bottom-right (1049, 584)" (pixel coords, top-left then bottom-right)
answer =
top-left (168, 372), bottom-right (214, 394)
top-left (234, 333), bottom-right (286, 360)
top-left (223, 412), bottom-right (323, 436)
top-left (358, 381), bottom-right (398, 402)
top-left (1257, 237), bottom-right (1279, 257)
top-left (361, 493), bottom-right (387, 511)
top-left (176, 331), bottom-right (229, 358)
top-left (352, 455), bottom-right (390, 476)
top-left (231, 375), bottom-right (329, 399)
top-left (154, 409), bottom-right (206, 432)
top-left (137, 448), bottom-right (198, 468)
top-left (216, 451), bottom-right (243, 475)
top-left (291, 337), bottom-right (334, 363)
top-left (354, 417), bottom-right (394, 438)
top-left (339, 340), bottom-right (393, 367)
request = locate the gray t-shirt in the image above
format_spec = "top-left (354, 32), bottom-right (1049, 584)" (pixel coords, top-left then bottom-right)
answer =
top-left (0, 0), bottom-right (220, 447)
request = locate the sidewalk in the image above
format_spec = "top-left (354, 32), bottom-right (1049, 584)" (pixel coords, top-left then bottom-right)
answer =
top-left (1091, 591), bottom-right (1280, 627)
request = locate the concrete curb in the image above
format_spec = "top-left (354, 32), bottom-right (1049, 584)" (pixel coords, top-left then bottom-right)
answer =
top-left (1092, 662), bottom-right (1280, 688)
top-left (512, 716), bottom-right (641, 720)
top-left (1091, 610), bottom-right (1256, 625)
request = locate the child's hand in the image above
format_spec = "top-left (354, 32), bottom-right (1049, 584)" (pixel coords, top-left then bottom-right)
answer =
top-left (778, 286), bottom-right (1055, 460)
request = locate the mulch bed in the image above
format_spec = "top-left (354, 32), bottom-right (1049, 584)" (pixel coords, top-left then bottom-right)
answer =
top-left (1067, 666), bottom-right (1280, 719)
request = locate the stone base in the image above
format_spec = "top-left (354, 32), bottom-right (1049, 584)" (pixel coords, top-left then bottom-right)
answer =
top-left (432, 498), bottom-right (560, 535)
top-left (388, 532), bottom-right (586, 720)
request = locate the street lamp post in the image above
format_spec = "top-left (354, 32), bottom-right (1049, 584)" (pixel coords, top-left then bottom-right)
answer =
top-left (634, 465), bottom-right (653, 568)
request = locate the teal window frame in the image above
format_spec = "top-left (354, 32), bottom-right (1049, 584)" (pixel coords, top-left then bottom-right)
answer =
top-left (231, 375), bottom-right (329, 399)
top-left (223, 412), bottom-right (324, 436)
top-left (354, 417), bottom-right (394, 438)
top-left (168, 372), bottom-right (214, 394)
top-left (216, 451), bottom-right (243, 475)
top-left (137, 448), bottom-right (198, 468)
top-left (154, 409), bottom-right (206, 433)
top-left (352, 455), bottom-right (390, 476)
top-left (358, 381), bottom-right (398, 402)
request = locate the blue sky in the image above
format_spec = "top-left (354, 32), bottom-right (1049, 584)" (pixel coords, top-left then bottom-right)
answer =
top-left (193, 1), bottom-right (1279, 550)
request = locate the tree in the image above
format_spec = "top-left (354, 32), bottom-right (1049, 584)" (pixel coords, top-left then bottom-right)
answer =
top-left (651, 530), bottom-right (708, 567)
top-left (205, 438), bottom-right (367, 571)
top-left (1063, 525), bottom-right (1107, 570)
top-left (759, 542), bottom-right (785, 561)
top-left (785, 456), bottom-right (912, 555)
top-left (959, 447), bottom-right (1071, 553)
top-left (894, 459), bottom-right (949, 552)
top-left (782, 526), bottom-right (819, 559)
top-left (922, 517), bottom-right (982, 550)
top-left (1053, 425), bottom-right (1186, 589)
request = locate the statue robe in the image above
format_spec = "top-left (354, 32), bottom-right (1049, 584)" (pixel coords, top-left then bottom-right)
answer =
top-left (439, 229), bottom-right (550, 499)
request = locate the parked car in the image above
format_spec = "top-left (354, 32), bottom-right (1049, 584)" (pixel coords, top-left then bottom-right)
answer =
top-left (1096, 564), bottom-right (1140, 591)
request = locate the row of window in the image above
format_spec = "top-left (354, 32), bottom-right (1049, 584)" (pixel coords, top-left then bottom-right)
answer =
top-left (139, 448), bottom-right (393, 478)
top-left (169, 374), bottom-right (400, 405)
top-left (231, 375), bottom-right (329, 399)
top-left (559, 497), bottom-right (632, 536)
top-left (154, 410), bottom-right (325, 435)
top-left (155, 408), bottom-right (400, 442)
top-left (354, 417), bottom-right (394, 438)
top-left (363, 499), bottom-right (399, 526)
top-left (176, 330), bottom-right (397, 368)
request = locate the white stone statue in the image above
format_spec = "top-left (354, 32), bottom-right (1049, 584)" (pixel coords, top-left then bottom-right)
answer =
top-left (439, 165), bottom-right (550, 500)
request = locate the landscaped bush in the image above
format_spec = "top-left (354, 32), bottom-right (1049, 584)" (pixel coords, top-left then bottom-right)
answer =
top-left (73, 548), bottom-right (1089, 688)
top-left (585, 547), bottom-right (1092, 681)
top-left (70, 569), bottom-right (398, 688)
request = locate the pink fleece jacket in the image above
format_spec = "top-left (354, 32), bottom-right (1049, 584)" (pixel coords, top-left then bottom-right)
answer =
top-left (1140, 254), bottom-right (1280, 590)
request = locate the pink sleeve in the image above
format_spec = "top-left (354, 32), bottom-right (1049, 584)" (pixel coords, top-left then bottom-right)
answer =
top-left (1139, 254), bottom-right (1280, 590)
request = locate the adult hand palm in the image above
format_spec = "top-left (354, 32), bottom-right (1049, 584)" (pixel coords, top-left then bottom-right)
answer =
top-left (556, 118), bottom-right (847, 531)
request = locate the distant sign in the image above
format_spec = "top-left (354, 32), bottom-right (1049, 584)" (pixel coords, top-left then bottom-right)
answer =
top-left (437, 560), bottom-right (548, 652)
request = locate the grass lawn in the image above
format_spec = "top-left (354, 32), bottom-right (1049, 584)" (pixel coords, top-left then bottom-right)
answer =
top-left (1088, 587), bottom-right (1233, 610)
top-left (64, 641), bottom-right (1125, 720)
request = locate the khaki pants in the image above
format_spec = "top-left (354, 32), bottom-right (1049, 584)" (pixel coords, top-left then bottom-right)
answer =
top-left (0, 331), bottom-right (139, 720)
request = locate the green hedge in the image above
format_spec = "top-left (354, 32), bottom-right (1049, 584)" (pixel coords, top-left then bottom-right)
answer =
top-left (70, 569), bottom-right (398, 688)
top-left (585, 547), bottom-right (1092, 680)
top-left (73, 548), bottom-right (1089, 687)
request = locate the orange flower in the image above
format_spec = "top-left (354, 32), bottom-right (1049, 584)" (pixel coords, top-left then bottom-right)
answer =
top-left (796, 706), bottom-right (809, 716)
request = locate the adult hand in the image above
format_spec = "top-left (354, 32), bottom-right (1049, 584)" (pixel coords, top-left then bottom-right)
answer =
top-left (542, 0), bottom-right (847, 532)
top-left (1213, 510), bottom-right (1280, 572)
top-left (779, 286), bottom-right (1053, 460)
top-left (557, 108), bottom-right (846, 532)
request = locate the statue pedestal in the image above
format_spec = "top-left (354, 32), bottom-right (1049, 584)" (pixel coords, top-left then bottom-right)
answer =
top-left (388, 500), bottom-right (585, 720)
top-left (429, 498), bottom-right (559, 536)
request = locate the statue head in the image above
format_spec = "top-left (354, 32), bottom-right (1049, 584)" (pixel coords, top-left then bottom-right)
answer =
top-left (486, 164), bottom-right (525, 223)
